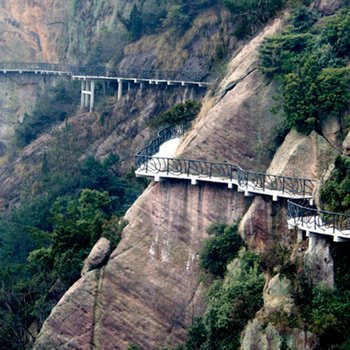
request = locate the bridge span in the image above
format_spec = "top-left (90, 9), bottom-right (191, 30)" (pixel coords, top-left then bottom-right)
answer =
top-left (135, 124), bottom-right (350, 246)
top-left (0, 62), bottom-right (209, 111)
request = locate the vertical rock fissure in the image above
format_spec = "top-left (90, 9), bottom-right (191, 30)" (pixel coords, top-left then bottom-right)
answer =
top-left (90, 266), bottom-right (105, 350)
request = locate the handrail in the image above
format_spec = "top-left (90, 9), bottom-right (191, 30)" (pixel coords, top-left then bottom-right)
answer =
top-left (0, 62), bottom-right (209, 82)
top-left (288, 200), bottom-right (350, 233)
top-left (135, 124), bottom-right (317, 197)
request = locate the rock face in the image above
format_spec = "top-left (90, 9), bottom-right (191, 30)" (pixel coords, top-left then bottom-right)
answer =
top-left (313, 0), bottom-right (343, 14)
top-left (304, 238), bottom-right (334, 288)
top-left (34, 15), bottom-right (289, 349)
top-left (263, 274), bottom-right (294, 314)
top-left (177, 18), bottom-right (285, 172)
top-left (34, 181), bottom-right (248, 349)
top-left (241, 320), bottom-right (318, 350)
top-left (343, 131), bottom-right (350, 156)
top-left (239, 196), bottom-right (290, 252)
top-left (82, 237), bottom-right (111, 276)
top-left (267, 129), bottom-right (338, 180)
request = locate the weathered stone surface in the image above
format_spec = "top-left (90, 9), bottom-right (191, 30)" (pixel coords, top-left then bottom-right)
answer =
top-left (343, 131), bottom-right (350, 156)
top-left (177, 18), bottom-right (285, 172)
top-left (313, 0), bottom-right (343, 14)
top-left (241, 320), bottom-right (318, 350)
top-left (82, 237), bottom-right (111, 276)
top-left (120, 8), bottom-right (236, 80)
top-left (263, 274), bottom-right (293, 314)
top-left (35, 181), bottom-right (249, 349)
top-left (304, 238), bottom-right (334, 288)
top-left (320, 115), bottom-right (343, 151)
top-left (238, 196), bottom-right (290, 252)
top-left (267, 129), bottom-right (338, 181)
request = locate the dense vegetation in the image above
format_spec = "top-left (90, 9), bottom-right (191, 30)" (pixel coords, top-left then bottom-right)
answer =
top-left (264, 243), bottom-right (350, 350)
top-left (0, 125), bottom-right (145, 349)
top-left (163, 224), bottom-right (264, 350)
top-left (150, 100), bottom-right (201, 128)
top-left (15, 80), bottom-right (80, 147)
top-left (320, 155), bottom-right (350, 213)
top-left (199, 223), bottom-right (243, 277)
top-left (260, 7), bottom-right (350, 134)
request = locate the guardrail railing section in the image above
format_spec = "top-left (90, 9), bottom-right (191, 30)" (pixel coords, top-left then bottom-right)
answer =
top-left (288, 200), bottom-right (350, 233)
top-left (238, 171), bottom-right (316, 197)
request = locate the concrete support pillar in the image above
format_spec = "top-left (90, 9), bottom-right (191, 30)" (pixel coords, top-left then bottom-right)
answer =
top-left (128, 82), bottom-right (131, 92)
top-left (118, 79), bottom-right (123, 101)
top-left (80, 80), bottom-right (95, 112)
top-left (102, 82), bottom-right (106, 97)
top-left (80, 80), bottom-right (85, 109)
top-left (308, 232), bottom-right (317, 251)
top-left (297, 229), bottom-right (304, 243)
top-left (182, 86), bottom-right (189, 102)
top-left (89, 80), bottom-right (95, 112)
top-left (84, 81), bottom-right (89, 108)
top-left (140, 82), bottom-right (144, 91)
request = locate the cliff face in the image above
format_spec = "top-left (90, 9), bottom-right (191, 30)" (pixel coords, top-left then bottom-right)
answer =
top-left (34, 9), bottom-right (345, 348)
top-left (34, 17), bottom-right (288, 349)
top-left (0, 1), bottom-right (345, 348)
top-left (35, 182), bottom-right (249, 349)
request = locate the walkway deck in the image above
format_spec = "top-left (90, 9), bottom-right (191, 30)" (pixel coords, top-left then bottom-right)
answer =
top-left (135, 124), bottom-right (350, 242)
top-left (0, 62), bottom-right (209, 87)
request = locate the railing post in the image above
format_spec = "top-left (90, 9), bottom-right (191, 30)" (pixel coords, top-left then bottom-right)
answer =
top-left (146, 158), bottom-right (148, 174)
top-left (282, 177), bottom-right (285, 194)
top-left (187, 161), bottom-right (190, 177)
top-left (333, 215), bottom-right (336, 234)
top-left (314, 210), bottom-right (316, 230)
top-left (209, 163), bottom-right (212, 179)
top-left (166, 159), bottom-right (170, 174)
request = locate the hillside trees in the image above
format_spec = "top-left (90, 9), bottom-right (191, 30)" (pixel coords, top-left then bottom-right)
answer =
top-left (0, 125), bottom-right (145, 349)
top-left (260, 8), bottom-right (350, 133)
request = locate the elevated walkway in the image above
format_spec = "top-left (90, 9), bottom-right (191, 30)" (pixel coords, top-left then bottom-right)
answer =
top-left (0, 62), bottom-right (209, 111)
top-left (135, 125), bottom-right (315, 201)
top-left (135, 124), bottom-right (350, 243)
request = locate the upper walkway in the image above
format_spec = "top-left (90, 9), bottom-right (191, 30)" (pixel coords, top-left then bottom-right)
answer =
top-left (135, 124), bottom-right (316, 200)
top-left (134, 124), bottom-right (350, 242)
top-left (0, 62), bottom-right (209, 87)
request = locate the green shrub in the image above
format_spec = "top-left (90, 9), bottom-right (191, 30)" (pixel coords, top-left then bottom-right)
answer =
top-left (199, 223), bottom-right (243, 277)
top-left (260, 8), bottom-right (350, 134)
top-left (162, 0), bottom-right (212, 33)
top-left (202, 250), bottom-right (264, 349)
top-left (150, 100), bottom-right (201, 128)
top-left (0, 125), bottom-right (146, 345)
top-left (224, 0), bottom-right (285, 23)
top-left (320, 155), bottom-right (350, 214)
top-left (15, 81), bottom-right (80, 147)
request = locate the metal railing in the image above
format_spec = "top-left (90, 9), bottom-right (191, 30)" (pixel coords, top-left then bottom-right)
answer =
top-left (238, 170), bottom-right (315, 197)
top-left (288, 200), bottom-right (350, 233)
top-left (0, 62), bottom-right (209, 82)
top-left (135, 124), bottom-right (317, 198)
